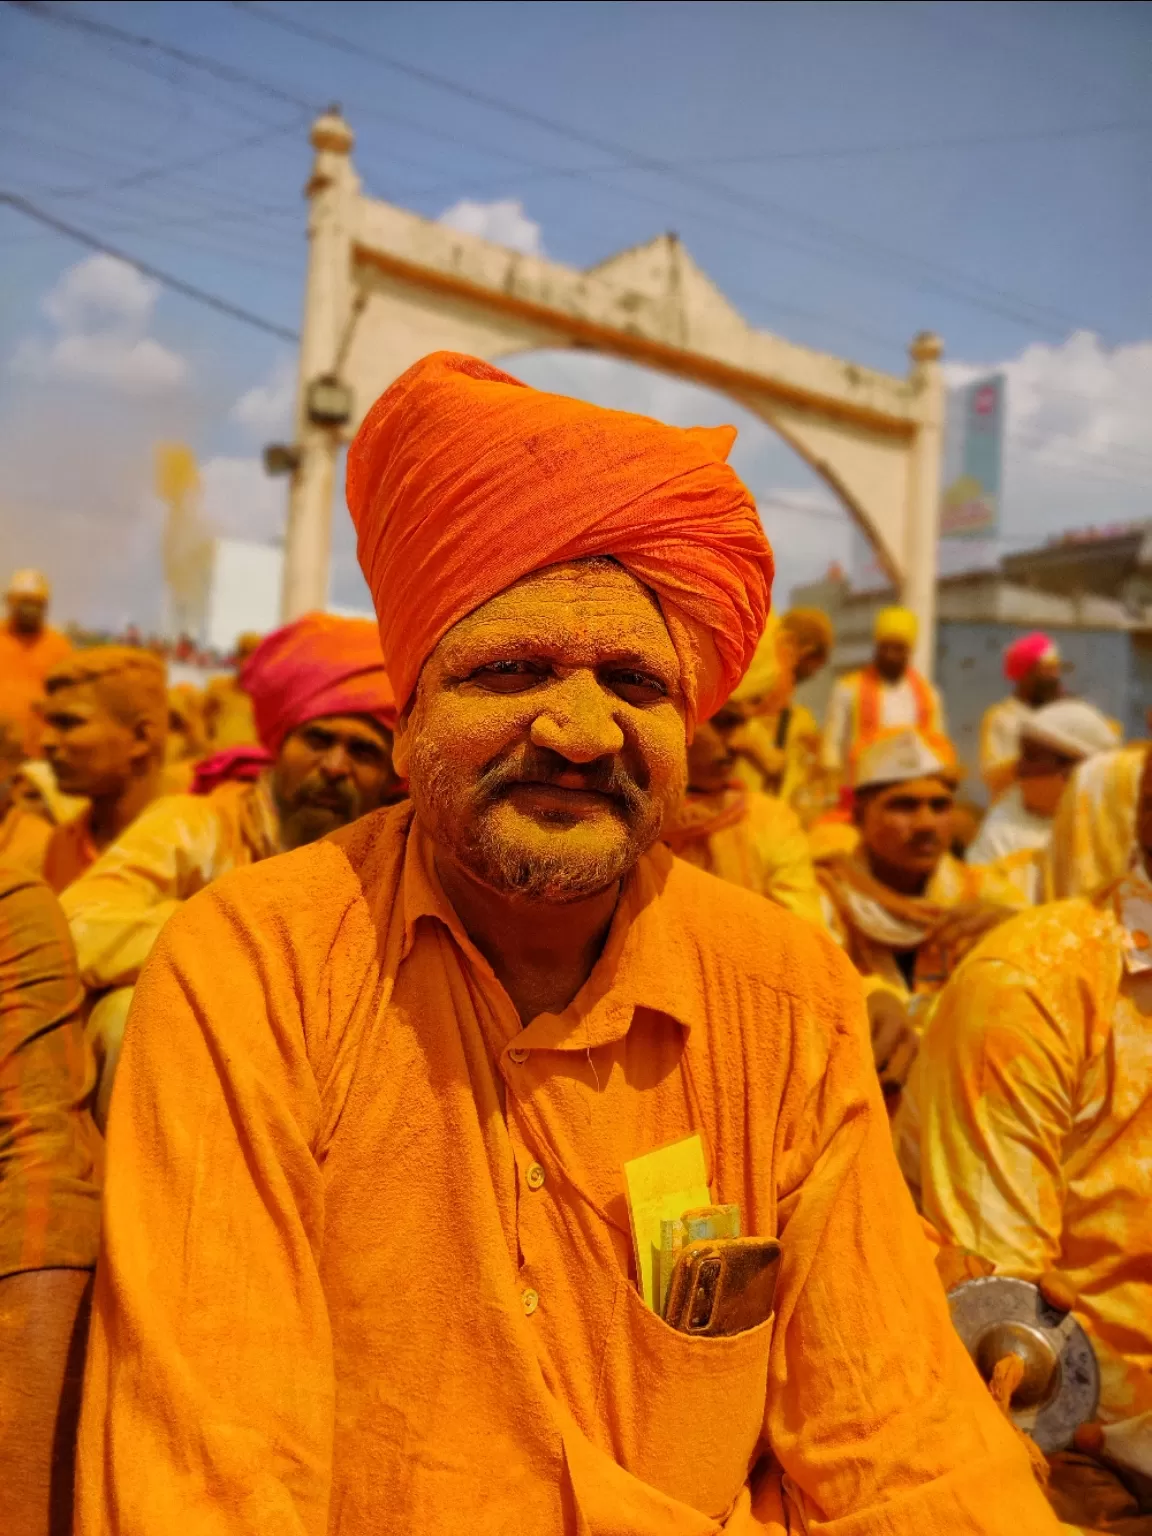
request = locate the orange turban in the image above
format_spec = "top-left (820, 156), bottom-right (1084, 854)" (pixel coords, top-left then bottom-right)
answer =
top-left (240, 612), bottom-right (396, 754)
top-left (346, 352), bottom-right (774, 728)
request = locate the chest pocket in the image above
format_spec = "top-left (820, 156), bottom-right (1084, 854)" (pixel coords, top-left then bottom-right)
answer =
top-left (594, 1270), bottom-right (774, 1520)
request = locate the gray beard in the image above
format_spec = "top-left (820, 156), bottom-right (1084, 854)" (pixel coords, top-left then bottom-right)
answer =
top-left (278, 804), bottom-right (351, 851)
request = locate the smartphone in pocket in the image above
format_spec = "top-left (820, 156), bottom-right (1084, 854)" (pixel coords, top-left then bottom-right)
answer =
top-left (663, 1236), bottom-right (781, 1337)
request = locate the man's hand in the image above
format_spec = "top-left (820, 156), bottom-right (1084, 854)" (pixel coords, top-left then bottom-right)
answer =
top-left (866, 989), bottom-right (919, 1093)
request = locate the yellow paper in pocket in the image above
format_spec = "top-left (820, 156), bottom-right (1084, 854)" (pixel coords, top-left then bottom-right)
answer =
top-left (623, 1134), bottom-right (711, 1312)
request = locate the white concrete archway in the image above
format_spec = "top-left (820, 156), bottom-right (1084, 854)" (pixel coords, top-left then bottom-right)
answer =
top-left (285, 112), bottom-right (944, 674)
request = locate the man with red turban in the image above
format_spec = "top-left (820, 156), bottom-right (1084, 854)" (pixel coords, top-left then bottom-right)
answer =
top-left (77, 354), bottom-right (1058, 1535)
top-left (59, 612), bottom-right (400, 1126)
top-left (979, 630), bottom-right (1064, 800)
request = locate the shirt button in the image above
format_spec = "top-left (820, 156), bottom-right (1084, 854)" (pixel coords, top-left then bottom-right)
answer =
top-left (522, 1287), bottom-right (540, 1316)
top-left (508, 1047), bottom-right (529, 1064)
top-left (525, 1162), bottom-right (546, 1191)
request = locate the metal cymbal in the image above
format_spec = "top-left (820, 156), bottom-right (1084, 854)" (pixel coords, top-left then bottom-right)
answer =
top-left (948, 1275), bottom-right (1099, 1454)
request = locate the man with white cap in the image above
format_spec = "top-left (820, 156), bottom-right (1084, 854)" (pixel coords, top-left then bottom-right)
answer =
top-left (818, 726), bottom-right (1021, 1093)
top-left (979, 631), bottom-right (1063, 801)
top-left (968, 698), bottom-right (1121, 868)
top-left (820, 605), bottom-right (945, 782)
top-left (0, 569), bottom-right (71, 756)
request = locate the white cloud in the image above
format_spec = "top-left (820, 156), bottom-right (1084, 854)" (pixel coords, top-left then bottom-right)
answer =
top-left (231, 356), bottom-right (295, 438)
top-left (437, 198), bottom-right (544, 258)
top-left (944, 331), bottom-right (1152, 548)
top-left (42, 253), bottom-right (158, 331)
top-left (9, 253), bottom-right (188, 394)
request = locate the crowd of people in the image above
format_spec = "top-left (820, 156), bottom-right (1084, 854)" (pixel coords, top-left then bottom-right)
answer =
top-left (0, 349), bottom-right (1147, 1536)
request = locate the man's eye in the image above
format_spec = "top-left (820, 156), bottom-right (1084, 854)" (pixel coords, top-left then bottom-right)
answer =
top-left (469, 661), bottom-right (546, 694)
top-left (606, 670), bottom-right (667, 706)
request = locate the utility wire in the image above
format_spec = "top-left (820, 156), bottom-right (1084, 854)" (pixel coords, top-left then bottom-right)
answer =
top-left (0, 192), bottom-right (299, 341)
top-left (230, 0), bottom-right (1110, 338)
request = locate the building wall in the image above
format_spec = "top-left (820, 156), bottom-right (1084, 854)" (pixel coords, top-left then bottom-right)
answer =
top-left (204, 539), bottom-right (284, 656)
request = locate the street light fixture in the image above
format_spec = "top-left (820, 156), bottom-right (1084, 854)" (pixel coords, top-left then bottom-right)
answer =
top-left (263, 443), bottom-right (300, 477)
top-left (306, 372), bottom-right (354, 428)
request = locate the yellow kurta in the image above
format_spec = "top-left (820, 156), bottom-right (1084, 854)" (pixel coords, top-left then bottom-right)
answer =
top-left (76, 804), bottom-right (1058, 1534)
top-left (668, 789), bottom-right (823, 928)
top-left (1044, 745), bottom-right (1147, 902)
top-left (730, 703), bottom-right (822, 810)
top-left (60, 776), bottom-right (280, 992)
top-left (905, 880), bottom-right (1152, 1424)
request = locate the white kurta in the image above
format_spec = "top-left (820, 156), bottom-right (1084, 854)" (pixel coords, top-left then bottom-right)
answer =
top-left (967, 784), bottom-right (1052, 866)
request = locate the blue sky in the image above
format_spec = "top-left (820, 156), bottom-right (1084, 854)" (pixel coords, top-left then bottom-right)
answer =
top-left (0, 0), bottom-right (1149, 627)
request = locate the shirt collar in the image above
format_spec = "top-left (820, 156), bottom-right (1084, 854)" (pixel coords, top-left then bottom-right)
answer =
top-left (400, 816), bottom-right (704, 1050)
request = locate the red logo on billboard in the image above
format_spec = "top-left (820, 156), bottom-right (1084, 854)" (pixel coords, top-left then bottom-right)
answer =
top-left (972, 384), bottom-right (997, 416)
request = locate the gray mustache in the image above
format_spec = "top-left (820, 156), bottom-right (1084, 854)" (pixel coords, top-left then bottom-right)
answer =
top-left (477, 746), bottom-right (648, 812)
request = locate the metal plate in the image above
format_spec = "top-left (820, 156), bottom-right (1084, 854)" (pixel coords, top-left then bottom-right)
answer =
top-left (948, 1276), bottom-right (1099, 1453)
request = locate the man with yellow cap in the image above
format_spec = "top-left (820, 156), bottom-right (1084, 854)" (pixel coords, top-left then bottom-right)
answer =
top-left (39, 647), bottom-right (170, 893)
top-left (76, 352), bottom-right (1057, 1536)
top-left (817, 727), bottom-right (1021, 1095)
top-left (0, 569), bottom-right (72, 756)
top-left (821, 605), bottom-right (945, 781)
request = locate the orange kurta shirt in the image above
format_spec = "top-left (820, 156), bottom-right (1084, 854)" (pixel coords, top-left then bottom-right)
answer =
top-left (77, 805), bottom-right (1058, 1535)
top-left (0, 625), bottom-right (71, 756)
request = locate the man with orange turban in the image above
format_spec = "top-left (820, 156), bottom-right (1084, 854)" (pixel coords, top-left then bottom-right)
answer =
top-left (0, 570), bottom-right (72, 757)
top-left (76, 353), bottom-right (1058, 1536)
top-left (821, 605), bottom-right (945, 782)
top-left (40, 647), bottom-right (169, 892)
top-left (59, 613), bottom-right (401, 1126)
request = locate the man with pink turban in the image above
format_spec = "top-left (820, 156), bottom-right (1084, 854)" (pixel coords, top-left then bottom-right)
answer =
top-left (77, 354), bottom-right (1058, 1536)
top-left (59, 612), bottom-right (399, 1125)
top-left (979, 630), bottom-right (1064, 799)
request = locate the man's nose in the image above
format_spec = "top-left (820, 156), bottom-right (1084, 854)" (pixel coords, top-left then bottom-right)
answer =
top-left (529, 673), bottom-right (625, 763)
top-left (318, 744), bottom-right (354, 779)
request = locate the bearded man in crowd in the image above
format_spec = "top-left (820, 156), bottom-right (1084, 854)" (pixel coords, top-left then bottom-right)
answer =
top-left (59, 612), bottom-right (400, 1125)
top-left (979, 631), bottom-right (1064, 801)
top-left (39, 648), bottom-right (168, 893)
top-left (662, 697), bottom-right (823, 927)
top-left (75, 353), bottom-right (1057, 1536)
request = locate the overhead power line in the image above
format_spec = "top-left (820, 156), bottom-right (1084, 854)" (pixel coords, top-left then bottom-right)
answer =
top-left (230, 0), bottom-right (1111, 339)
top-left (0, 192), bottom-right (299, 341)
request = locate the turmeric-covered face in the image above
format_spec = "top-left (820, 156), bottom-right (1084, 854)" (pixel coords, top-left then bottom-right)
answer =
top-left (404, 559), bottom-right (689, 902)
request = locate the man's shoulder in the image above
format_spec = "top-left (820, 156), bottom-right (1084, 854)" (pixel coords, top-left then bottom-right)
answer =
top-left (169, 801), bottom-right (411, 946)
top-left (657, 849), bottom-right (854, 1002)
